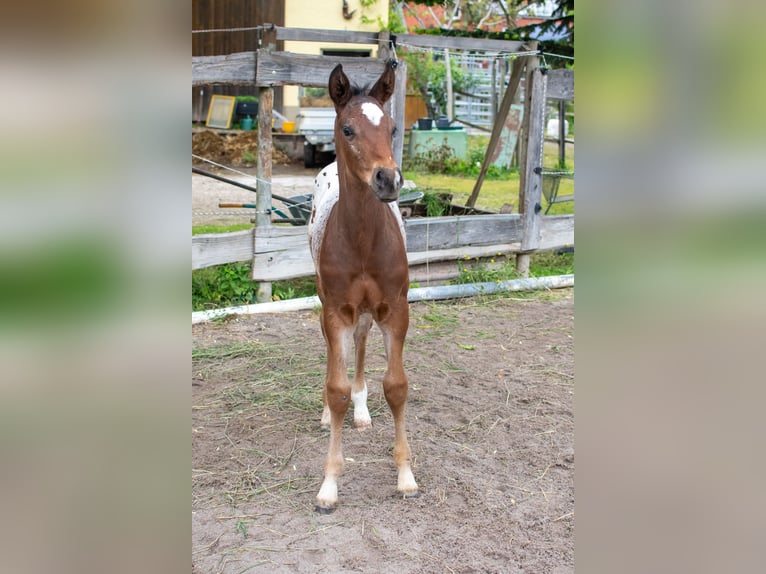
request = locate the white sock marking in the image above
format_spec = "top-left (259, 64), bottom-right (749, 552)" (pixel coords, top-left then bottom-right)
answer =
top-left (352, 386), bottom-right (371, 426)
top-left (317, 477), bottom-right (338, 507)
top-left (398, 466), bottom-right (418, 494)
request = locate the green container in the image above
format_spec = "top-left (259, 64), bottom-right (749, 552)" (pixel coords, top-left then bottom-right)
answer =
top-left (240, 115), bottom-right (254, 131)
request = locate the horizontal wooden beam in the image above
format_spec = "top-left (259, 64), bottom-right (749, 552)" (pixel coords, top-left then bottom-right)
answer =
top-left (274, 26), bottom-right (380, 45)
top-left (404, 214), bottom-right (522, 252)
top-left (538, 214), bottom-right (574, 250)
top-left (192, 230), bottom-right (253, 270)
top-left (255, 50), bottom-right (387, 87)
top-left (192, 215), bottom-right (574, 278)
top-left (192, 52), bottom-right (255, 85)
top-left (396, 33), bottom-right (530, 53)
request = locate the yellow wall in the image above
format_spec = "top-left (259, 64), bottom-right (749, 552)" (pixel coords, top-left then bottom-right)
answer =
top-left (281, 0), bottom-right (389, 118)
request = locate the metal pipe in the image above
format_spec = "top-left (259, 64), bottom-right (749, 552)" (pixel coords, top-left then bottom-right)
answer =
top-left (192, 275), bottom-right (573, 324)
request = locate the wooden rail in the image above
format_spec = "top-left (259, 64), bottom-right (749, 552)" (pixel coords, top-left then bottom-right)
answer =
top-left (192, 214), bottom-right (574, 281)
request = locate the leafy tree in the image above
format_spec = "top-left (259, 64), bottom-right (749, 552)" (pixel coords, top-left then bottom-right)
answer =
top-left (401, 49), bottom-right (474, 118)
top-left (392, 1), bottom-right (573, 63)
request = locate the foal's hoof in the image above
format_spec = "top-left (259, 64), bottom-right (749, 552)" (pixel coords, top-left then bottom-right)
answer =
top-left (399, 489), bottom-right (420, 500)
top-left (314, 504), bottom-right (337, 515)
top-left (354, 419), bottom-right (372, 431)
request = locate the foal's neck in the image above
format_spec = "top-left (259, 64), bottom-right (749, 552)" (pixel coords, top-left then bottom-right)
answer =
top-left (336, 165), bottom-right (390, 228)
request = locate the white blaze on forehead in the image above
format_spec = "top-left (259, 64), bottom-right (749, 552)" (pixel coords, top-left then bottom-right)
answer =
top-left (361, 102), bottom-right (384, 126)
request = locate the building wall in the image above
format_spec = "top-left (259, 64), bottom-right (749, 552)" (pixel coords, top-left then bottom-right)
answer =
top-left (281, 0), bottom-right (389, 119)
top-left (192, 0), bottom-right (285, 120)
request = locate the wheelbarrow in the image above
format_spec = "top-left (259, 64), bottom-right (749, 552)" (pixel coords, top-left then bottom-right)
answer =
top-left (193, 166), bottom-right (313, 225)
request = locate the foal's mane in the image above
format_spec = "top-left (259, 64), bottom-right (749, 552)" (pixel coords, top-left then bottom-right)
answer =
top-left (350, 83), bottom-right (371, 98)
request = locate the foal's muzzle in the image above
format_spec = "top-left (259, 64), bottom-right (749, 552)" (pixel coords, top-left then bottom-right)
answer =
top-left (371, 167), bottom-right (403, 203)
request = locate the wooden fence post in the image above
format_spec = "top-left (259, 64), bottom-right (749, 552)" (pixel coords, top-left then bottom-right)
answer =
top-left (392, 61), bottom-right (407, 166)
top-left (516, 66), bottom-right (547, 276)
top-left (558, 99), bottom-right (566, 168)
top-left (254, 83), bottom-right (274, 302)
top-left (378, 31), bottom-right (406, 166)
top-left (515, 45), bottom-right (538, 276)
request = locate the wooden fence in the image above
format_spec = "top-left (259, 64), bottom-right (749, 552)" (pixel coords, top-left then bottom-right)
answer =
top-left (192, 27), bottom-right (574, 296)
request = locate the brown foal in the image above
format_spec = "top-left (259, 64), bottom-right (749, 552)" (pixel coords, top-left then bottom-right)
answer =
top-left (307, 61), bottom-right (418, 512)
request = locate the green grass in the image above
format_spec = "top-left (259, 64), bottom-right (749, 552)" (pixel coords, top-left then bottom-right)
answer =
top-left (192, 223), bottom-right (253, 235)
top-left (192, 340), bottom-right (324, 414)
top-left (193, 263), bottom-right (317, 311)
top-left (453, 251), bottom-right (574, 286)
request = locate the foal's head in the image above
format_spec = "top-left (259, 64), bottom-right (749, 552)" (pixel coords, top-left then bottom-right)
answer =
top-left (328, 61), bottom-right (402, 203)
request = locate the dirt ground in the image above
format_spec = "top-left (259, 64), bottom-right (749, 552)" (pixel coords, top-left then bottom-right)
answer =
top-left (192, 292), bottom-right (574, 573)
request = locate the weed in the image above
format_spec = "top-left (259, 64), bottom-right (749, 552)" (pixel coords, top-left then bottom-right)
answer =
top-left (236, 520), bottom-right (249, 539)
top-left (421, 191), bottom-right (451, 217)
top-left (192, 263), bottom-right (317, 310)
top-left (403, 142), bottom-right (457, 173)
top-left (241, 149), bottom-right (256, 165)
top-left (452, 251), bottom-right (574, 287)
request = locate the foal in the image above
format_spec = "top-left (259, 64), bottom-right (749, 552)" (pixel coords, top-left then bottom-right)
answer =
top-left (307, 61), bottom-right (418, 512)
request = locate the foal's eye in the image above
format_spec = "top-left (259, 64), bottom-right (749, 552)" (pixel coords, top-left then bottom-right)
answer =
top-left (342, 125), bottom-right (353, 137)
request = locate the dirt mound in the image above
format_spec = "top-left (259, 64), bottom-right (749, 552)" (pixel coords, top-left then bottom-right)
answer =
top-left (193, 130), bottom-right (292, 168)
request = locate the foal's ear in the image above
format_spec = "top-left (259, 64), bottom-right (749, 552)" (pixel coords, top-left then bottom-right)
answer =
top-left (368, 60), bottom-right (396, 106)
top-left (329, 64), bottom-right (352, 110)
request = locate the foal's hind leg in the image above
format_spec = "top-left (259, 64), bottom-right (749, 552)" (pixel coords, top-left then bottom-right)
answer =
top-left (319, 312), bottom-right (332, 429)
top-left (351, 313), bottom-right (373, 429)
top-left (379, 307), bottom-right (418, 498)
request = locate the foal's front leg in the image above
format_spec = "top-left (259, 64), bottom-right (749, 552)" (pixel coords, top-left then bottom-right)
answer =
top-left (380, 308), bottom-right (419, 499)
top-left (316, 318), bottom-right (353, 512)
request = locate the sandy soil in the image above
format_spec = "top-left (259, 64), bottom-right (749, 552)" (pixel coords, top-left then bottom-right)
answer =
top-left (192, 293), bottom-right (574, 573)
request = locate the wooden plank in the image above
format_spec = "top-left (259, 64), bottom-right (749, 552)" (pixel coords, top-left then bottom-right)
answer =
top-left (466, 58), bottom-right (526, 207)
top-left (192, 217), bottom-right (572, 279)
top-left (275, 26), bottom-right (380, 45)
top-left (192, 52), bottom-right (256, 85)
top-left (408, 243), bottom-right (520, 266)
top-left (558, 99), bottom-right (566, 166)
top-left (252, 225), bottom-right (311, 281)
top-left (253, 243), bottom-right (314, 281)
top-left (409, 246), bottom-right (518, 284)
top-left (254, 86), bottom-right (274, 301)
top-left (256, 50), bottom-right (387, 87)
top-left (520, 68), bottom-right (546, 252)
top-left (391, 60), bottom-right (407, 166)
top-left (517, 45), bottom-right (539, 215)
top-left (249, 216), bottom-right (524, 281)
top-left (405, 214), bottom-right (522, 252)
top-left (396, 34), bottom-right (529, 53)
top-left (546, 69), bottom-right (574, 101)
top-left (192, 230), bottom-right (253, 270)
top-left (252, 215), bottom-right (523, 253)
top-left (251, 241), bottom-right (527, 282)
top-left (539, 215), bottom-right (574, 251)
